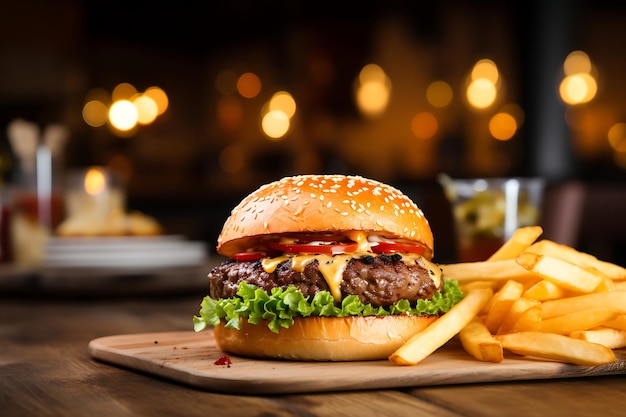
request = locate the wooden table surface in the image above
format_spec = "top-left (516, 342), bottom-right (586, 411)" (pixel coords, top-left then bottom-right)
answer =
top-left (2, 287), bottom-right (626, 417)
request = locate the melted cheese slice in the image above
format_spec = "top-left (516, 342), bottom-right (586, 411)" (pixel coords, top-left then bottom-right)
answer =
top-left (260, 232), bottom-right (441, 302)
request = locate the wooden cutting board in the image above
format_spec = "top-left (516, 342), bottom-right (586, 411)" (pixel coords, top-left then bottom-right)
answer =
top-left (88, 330), bottom-right (626, 394)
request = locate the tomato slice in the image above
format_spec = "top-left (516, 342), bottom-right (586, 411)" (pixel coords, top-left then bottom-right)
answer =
top-left (232, 251), bottom-right (266, 261)
top-left (265, 240), bottom-right (358, 255)
top-left (371, 241), bottom-right (426, 255)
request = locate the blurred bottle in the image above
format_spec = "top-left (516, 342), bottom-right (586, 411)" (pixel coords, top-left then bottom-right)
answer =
top-left (7, 120), bottom-right (67, 264)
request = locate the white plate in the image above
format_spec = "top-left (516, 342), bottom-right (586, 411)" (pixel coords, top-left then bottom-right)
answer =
top-left (46, 235), bottom-right (185, 251)
top-left (44, 235), bottom-right (208, 269)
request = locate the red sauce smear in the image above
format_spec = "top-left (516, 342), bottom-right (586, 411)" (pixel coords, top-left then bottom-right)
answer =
top-left (214, 355), bottom-right (232, 367)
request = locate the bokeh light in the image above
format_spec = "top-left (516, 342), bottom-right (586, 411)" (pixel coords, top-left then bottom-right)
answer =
top-left (83, 84), bottom-right (168, 134)
top-left (112, 83), bottom-right (138, 101)
top-left (564, 50), bottom-right (592, 76)
top-left (472, 59), bottom-right (499, 84)
top-left (355, 64), bottom-right (391, 118)
top-left (608, 123), bottom-right (626, 152)
top-left (269, 91), bottom-right (296, 118)
top-left (466, 59), bottom-right (500, 110)
top-left (261, 110), bottom-right (290, 140)
top-left (84, 167), bottom-right (106, 195)
top-left (467, 78), bottom-right (497, 109)
top-left (560, 73), bottom-right (597, 105)
top-left (109, 100), bottom-right (138, 131)
top-left (410, 112), bottom-right (439, 139)
top-left (237, 72), bottom-right (262, 98)
top-left (560, 51), bottom-right (597, 105)
top-left (426, 81), bottom-right (453, 108)
top-left (82, 100), bottom-right (109, 127)
top-left (143, 86), bottom-right (169, 115)
top-left (133, 95), bottom-right (159, 125)
top-left (489, 112), bottom-right (518, 141)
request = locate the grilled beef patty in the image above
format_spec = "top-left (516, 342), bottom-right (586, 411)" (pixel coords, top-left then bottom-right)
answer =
top-left (207, 254), bottom-right (442, 307)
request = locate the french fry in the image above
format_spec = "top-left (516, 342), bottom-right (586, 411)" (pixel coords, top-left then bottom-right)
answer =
top-left (508, 305), bottom-right (542, 333)
top-left (525, 239), bottom-right (626, 281)
top-left (487, 226), bottom-right (543, 262)
top-left (459, 316), bottom-right (503, 363)
top-left (497, 297), bottom-right (541, 335)
top-left (604, 314), bottom-right (626, 331)
top-left (523, 279), bottom-right (568, 301)
top-left (616, 281), bottom-right (626, 290)
top-left (388, 225), bottom-right (626, 367)
top-left (496, 332), bottom-right (616, 366)
top-left (541, 291), bottom-right (626, 319)
top-left (389, 288), bottom-right (493, 365)
top-left (592, 270), bottom-right (616, 292)
top-left (483, 280), bottom-right (524, 334)
top-left (459, 280), bottom-right (502, 294)
top-left (570, 327), bottom-right (626, 349)
top-left (516, 252), bottom-right (603, 293)
top-left (537, 308), bottom-right (619, 335)
top-left (440, 259), bottom-right (538, 284)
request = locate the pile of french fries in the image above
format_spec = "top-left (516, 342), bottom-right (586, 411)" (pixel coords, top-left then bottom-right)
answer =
top-left (389, 226), bottom-right (626, 366)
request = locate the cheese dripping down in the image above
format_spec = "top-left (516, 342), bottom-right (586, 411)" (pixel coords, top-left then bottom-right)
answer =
top-left (260, 231), bottom-right (441, 301)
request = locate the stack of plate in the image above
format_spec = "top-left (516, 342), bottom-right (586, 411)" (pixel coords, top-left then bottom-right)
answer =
top-left (44, 235), bottom-right (208, 269)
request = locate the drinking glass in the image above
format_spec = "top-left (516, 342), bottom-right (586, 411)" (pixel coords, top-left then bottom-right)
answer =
top-left (441, 177), bottom-right (545, 262)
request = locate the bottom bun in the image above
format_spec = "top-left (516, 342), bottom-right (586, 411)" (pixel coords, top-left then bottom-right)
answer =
top-left (213, 314), bottom-right (438, 361)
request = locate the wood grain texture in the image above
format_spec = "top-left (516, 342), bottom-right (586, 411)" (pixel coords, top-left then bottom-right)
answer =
top-left (89, 330), bottom-right (626, 394)
top-left (5, 294), bottom-right (626, 417)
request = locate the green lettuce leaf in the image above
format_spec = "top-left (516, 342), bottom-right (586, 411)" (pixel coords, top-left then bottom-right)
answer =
top-left (193, 279), bottom-right (464, 334)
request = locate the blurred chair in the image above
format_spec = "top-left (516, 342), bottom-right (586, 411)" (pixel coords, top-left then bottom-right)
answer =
top-left (541, 181), bottom-right (586, 248)
top-left (577, 183), bottom-right (626, 264)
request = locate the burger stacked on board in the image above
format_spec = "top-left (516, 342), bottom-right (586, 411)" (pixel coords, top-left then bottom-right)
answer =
top-left (194, 174), bottom-right (463, 361)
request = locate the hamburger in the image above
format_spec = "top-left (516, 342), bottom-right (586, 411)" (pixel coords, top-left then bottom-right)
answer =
top-left (194, 174), bottom-right (463, 361)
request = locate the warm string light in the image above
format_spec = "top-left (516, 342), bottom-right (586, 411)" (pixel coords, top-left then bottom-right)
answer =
top-left (82, 84), bottom-right (168, 135)
top-left (79, 45), bottom-right (625, 180)
top-left (560, 51), bottom-right (597, 105)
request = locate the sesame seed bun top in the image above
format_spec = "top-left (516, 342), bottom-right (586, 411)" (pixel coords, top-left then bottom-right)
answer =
top-left (216, 174), bottom-right (434, 259)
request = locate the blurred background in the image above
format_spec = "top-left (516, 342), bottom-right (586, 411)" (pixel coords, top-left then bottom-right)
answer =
top-left (1, 0), bottom-right (625, 266)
